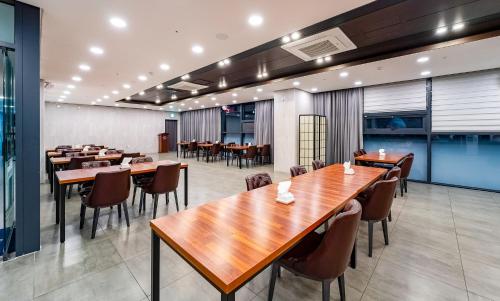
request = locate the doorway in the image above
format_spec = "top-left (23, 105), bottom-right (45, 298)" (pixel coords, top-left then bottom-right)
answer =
top-left (164, 119), bottom-right (178, 152)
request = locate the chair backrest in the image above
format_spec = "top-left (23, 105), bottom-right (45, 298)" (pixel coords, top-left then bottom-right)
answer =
top-left (245, 173), bottom-right (273, 191)
top-left (65, 152), bottom-right (84, 157)
top-left (149, 163), bottom-right (181, 193)
top-left (130, 156), bottom-right (153, 164)
top-left (105, 149), bottom-right (124, 155)
top-left (82, 160), bottom-right (111, 169)
top-left (398, 154), bottom-right (414, 179)
top-left (246, 145), bottom-right (258, 158)
top-left (296, 199), bottom-right (362, 280)
top-left (88, 146), bottom-right (101, 151)
top-left (68, 156), bottom-right (95, 170)
top-left (290, 165), bottom-right (307, 177)
top-left (360, 149), bottom-right (367, 155)
top-left (56, 145), bottom-right (72, 150)
top-left (361, 177), bottom-right (398, 221)
top-left (120, 152), bottom-right (141, 163)
top-left (211, 143), bottom-right (221, 154)
top-left (312, 160), bottom-right (325, 171)
top-left (205, 141), bottom-right (212, 144)
top-left (188, 141), bottom-right (198, 151)
top-left (86, 169), bottom-right (131, 207)
top-left (261, 144), bottom-right (271, 156)
top-left (385, 166), bottom-right (401, 180)
top-left (353, 150), bottom-right (364, 158)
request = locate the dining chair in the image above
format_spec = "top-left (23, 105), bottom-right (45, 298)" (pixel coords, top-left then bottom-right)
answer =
top-left (356, 177), bottom-right (398, 257)
top-left (290, 165), bottom-right (307, 177)
top-left (208, 143), bottom-right (222, 162)
top-left (65, 152), bottom-right (85, 157)
top-left (79, 169), bottom-right (131, 239)
top-left (267, 200), bottom-right (362, 301)
top-left (119, 152), bottom-right (141, 164)
top-left (130, 156), bottom-right (154, 206)
top-left (105, 149), bottom-right (124, 155)
top-left (258, 144), bottom-right (271, 165)
top-left (312, 160), bottom-right (326, 170)
top-left (55, 145), bottom-right (72, 151)
top-left (187, 141), bottom-right (198, 158)
top-left (241, 145), bottom-right (258, 168)
top-left (397, 153), bottom-right (414, 196)
top-left (141, 163), bottom-right (181, 218)
top-left (80, 160), bottom-right (112, 197)
top-left (66, 156), bottom-right (95, 198)
top-left (353, 150), bottom-right (369, 166)
top-left (383, 166), bottom-right (401, 222)
top-left (245, 173), bottom-right (273, 191)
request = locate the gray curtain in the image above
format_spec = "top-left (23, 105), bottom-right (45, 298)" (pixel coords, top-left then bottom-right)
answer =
top-left (313, 88), bottom-right (363, 164)
top-left (180, 107), bottom-right (221, 142)
top-left (254, 100), bottom-right (274, 161)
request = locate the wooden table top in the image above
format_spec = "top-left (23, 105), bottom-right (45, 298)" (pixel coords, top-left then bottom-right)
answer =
top-left (56, 160), bottom-right (188, 185)
top-left (150, 164), bottom-right (386, 294)
top-left (226, 144), bottom-right (263, 150)
top-left (177, 142), bottom-right (190, 145)
top-left (355, 152), bottom-right (410, 165)
top-left (50, 154), bottom-right (124, 165)
top-left (47, 150), bottom-right (102, 157)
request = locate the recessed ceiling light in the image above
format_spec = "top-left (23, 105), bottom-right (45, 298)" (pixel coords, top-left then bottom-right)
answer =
top-left (324, 56), bottom-right (332, 62)
top-left (223, 58), bottom-right (230, 65)
top-left (257, 88), bottom-right (263, 92)
top-left (72, 76), bottom-right (82, 82)
top-left (194, 100), bottom-right (199, 104)
top-left (79, 64), bottom-right (91, 71)
top-left (191, 90), bottom-right (198, 95)
top-left (60, 95), bottom-right (67, 99)
top-left (311, 87), bottom-right (318, 92)
top-left (122, 83), bottom-right (131, 89)
top-left (282, 36), bottom-right (291, 43)
top-left (340, 72), bottom-right (349, 78)
top-left (232, 93), bottom-right (238, 97)
top-left (181, 74), bottom-right (190, 80)
top-left (188, 107), bottom-right (193, 110)
top-left (143, 106), bottom-right (147, 109)
top-left (436, 27), bottom-right (448, 35)
top-left (156, 84), bottom-right (164, 89)
top-left (57, 98), bottom-right (63, 102)
top-left (232, 100), bottom-right (237, 103)
top-left (253, 96), bottom-right (259, 100)
top-left (191, 45), bottom-right (204, 54)
top-left (160, 108), bottom-right (164, 111)
top-left (126, 96), bottom-right (131, 100)
top-left (262, 72), bottom-right (268, 77)
top-left (180, 103), bottom-right (185, 106)
top-left (109, 17), bottom-right (127, 28)
top-left (452, 23), bottom-right (465, 31)
top-left (155, 99), bottom-right (161, 104)
top-left (63, 90), bottom-right (71, 95)
top-left (218, 59), bottom-right (231, 67)
top-left (354, 81), bottom-right (363, 86)
top-left (138, 91), bottom-right (145, 96)
top-left (201, 105), bottom-right (205, 108)
top-left (420, 70), bottom-right (431, 76)
top-left (248, 14), bottom-right (263, 27)
top-left (103, 95), bottom-right (109, 99)
top-left (291, 32), bottom-right (301, 40)
top-left (96, 98), bottom-right (102, 102)
top-left (417, 56), bottom-right (429, 63)
top-left (56, 104), bottom-right (61, 108)
top-left (115, 103), bottom-right (120, 106)
top-left (211, 97), bottom-right (216, 101)
top-left (89, 46), bottom-right (104, 55)
top-left (91, 101), bottom-right (96, 105)
top-left (178, 109), bottom-right (182, 112)
top-left (169, 105), bottom-right (174, 109)
top-left (67, 84), bottom-right (75, 89)
top-left (215, 102), bottom-right (220, 106)
top-left (111, 90), bottom-right (119, 95)
top-left (159, 63), bottom-right (170, 71)
top-left (316, 57), bottom-right (324, 64)
top-left (293, 81), bottom-right (300, 86)
top-left (138, 75), bottom-right (147, 81)
top-left (171, 95), bottom-right (177, 100)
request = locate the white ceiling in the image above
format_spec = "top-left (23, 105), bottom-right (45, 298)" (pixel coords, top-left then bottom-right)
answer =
top-left (26, 0), bottom-right (373, 108)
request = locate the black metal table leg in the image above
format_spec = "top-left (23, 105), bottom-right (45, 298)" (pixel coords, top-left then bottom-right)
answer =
top-left (227, 152), bottom-right (230, 166)
top-left (177, 144), bottom-right (179, 157)
top-left (49, 161), bottom-right (54, 194)
top-left (151, 230), bottom-right (160, 301)
top-left (59, 182), bottom-right (67, 243)
top-left (55, 176), bottom-right (60, 224)
top-left (221, 292), bottom-right (235, 301)
top-left (239, 156), bottom-right (242, 169)
top-left (184, 167), bottom-right (188, 207)
top-left (197, 148), bottom-right (200, 161)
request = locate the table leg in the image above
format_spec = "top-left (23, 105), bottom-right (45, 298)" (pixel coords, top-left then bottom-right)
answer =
top-left (197, 148), bottom-right (200, 161)
top-left (49, 162), bottom-right (54, 194)
top-left (206, 148), bottom-right (209, 163)
top-left (59, 183), bottom-right (67, 243)
top-left (221, 292), bottom-right (235, 301)
top-left (226, 152), bottom-right (230, 166)
top-left (184, 167), bottom-right (188, 207)
top-left (239, 156), bottom-right (242, 169)
top-left (176, 145), bottom-right (179, 157)
top-left (55, 178), bottom-right (60, 224)
top-left (151, 230), bottom-right (160, 301)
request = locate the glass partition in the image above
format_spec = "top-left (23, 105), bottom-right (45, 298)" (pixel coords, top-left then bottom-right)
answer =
top-left (0, 3), bottom-right (14, 44)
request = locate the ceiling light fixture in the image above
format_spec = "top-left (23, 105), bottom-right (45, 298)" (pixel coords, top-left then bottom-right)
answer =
top-left (159, 63), bottom-right (170, 71)
top-left (417, 57), bottom-right (429, 63)
top-left (420, 70), bottom-right (431, 76)
top-left (181, 74), bottom-right (190, 80)
top-left (115, 103), bottom-right (120, 107)
top-left (232, 100), bottom-right (237, 103)
top-left (339, 71), bottom-right (349, 78)
top-left (138, 91), bottom-right (145, 96)
top-left (211, 97), bottom-right (216, 101)
top-left (215, 102), bottom-right (220, 106)
top-left (180, 103), bottom-right (185, 106)
top-left (188, 107), bottom-right (193, 110)
top-left (293, 81), bottom-right (300, 86)
top-left (291, 32), bottom-right (301, 40)
top-left (57, 98), bottom-right (63, 102)
top-left (452, 23), bottom-right (465, 31)
top-left (103, 95), bottom-right (109, 99)
top-left (253, 96), bottom-right (259, 100)
top-left (63, 90), bottom-right (71, 95)
top-left (191, 45), bottom-right (204, 54)
top-left (354, 81), bottom-right (363, 86)
top-left (122, 83), bottom-right (131, 89)
top-left (143, 106), bottom-right (147, 109)
top-left (282, 36), bottom-right (291, 43)
top-left (256, 88), bottom-right (263, 93)
top-left (316, 57), bottom-right (324, 64)
top-left (218, 59), bottom-right (231, 67)
top-left (138, 75), bottom-right (147, 81)
top-left (156, 84), bottom-right (164, 89)
top-left (155, 99), bottom-right (161, 104)
top-left (91, 101), bottom-right (96, 105)
top-left (191, 90), bottom-right (198, 95)
top-left (111, 90), bottom-right (119, 95)
top-left (436, 26), bottom-right (448, 35)
top-left (109, 17), bottom-right (127, 28)
top-left (311, 87), bottom-right (318, 92)
top-left (89, 46), bottom-right (104, 55)
top-left (324, 56), bottom-right (332, 62)
top-left (96, 98), bottom-right (102, 102)
top-left (194, 100), bottom-right (199, 104)
top-left (79, 64), bottom-right (91, 71)
top-left (126, 96), bottom-right (131, 100)
top-left (248, 14), bottom-right (263, 27)
top-left (169, 105), bottom-right (174, 109)
top-left (67, 84), bottom-right (75, 89)
top-left (201, 105), bottom-right (205, 108)
top-left (171, 95), bottom-right (177, 100)
top-left (60, 95), bottom-right (67, 99)
top-left (232, 93), bottom-right (238, 97)
top-left (72, 76), bottom-right (82, 82)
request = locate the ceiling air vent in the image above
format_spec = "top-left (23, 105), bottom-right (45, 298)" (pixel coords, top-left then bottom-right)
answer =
top-left (168, 81), bottom-right (208, 91)
top-left (281, 27), bottom-right (356, 61)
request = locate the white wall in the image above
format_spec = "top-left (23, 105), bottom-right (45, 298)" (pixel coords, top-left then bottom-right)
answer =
top-left (273, 89), bottom-right (314, 173)
top-left (44, 102), bottom-right (169, 154)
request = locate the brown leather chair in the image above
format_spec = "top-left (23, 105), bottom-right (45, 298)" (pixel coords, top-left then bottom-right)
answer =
top-left (353, 150), bottom-right (369, 166)
top-left (88, 146), bottom-right (101, 151)
top-left (356, 177), bottom-right (398, 257)
top-left (56, 145), bottom-right (72, 150)
top-left (245, 173), bottom-right (272, 191)
top-left (241, 145), bottom-right (258, 168)
top-left (360, 149), bottom-right (367, 155)
top-left (80, 160), bottom-right (112, 197)
top-left (65, 152), bottom-right (85, 157)
top-left (268, 200), bottom-right (362, 301)
top-left (384, 166), bottom-right (401, 222)
top-left (79, 169), bottom-right (131, 238)
top-left (130, 156), bottom-right (154, 205)
top-left (105, 149), bottom-right (124, 155)
top-left (66, 156), bottom-right (95, 198)
top-left (258, 144), bottom-right (271, 165)
top-left (207, 143), bottom-right (222, 162)
top-left (141, 163), bottom-right (181, 218)
top-left (397, 153), bottom-right (414, 196)
top-left (290, 165), bottom-right (307, 177)
top-left (312, 160), bottom-right (326, 170)
top-left (187, 141), bottom-right (198, 158)
top-left (119, 152), bottom-right (141, 164)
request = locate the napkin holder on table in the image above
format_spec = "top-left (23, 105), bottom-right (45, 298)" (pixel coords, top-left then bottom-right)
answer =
top-left (343, 161), bottom-right (355, 175)
top-left (276, 181), bottom-right (294, 204)
top-left (98, 149), bottom-right (107, 156)
top-left (120, 157), bottom-right (132, 169)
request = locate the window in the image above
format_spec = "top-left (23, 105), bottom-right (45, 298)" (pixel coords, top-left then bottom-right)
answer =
top-left (364, 111), bottom-right (427, 135)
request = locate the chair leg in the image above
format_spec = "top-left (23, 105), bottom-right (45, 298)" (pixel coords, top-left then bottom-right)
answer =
top-left (267, 263), bottom-right (279, 301)
top-left (139, 190), bottom-right (144, 213)
top-left (388, 210), bottom-right (392, 222)
top-left (400, 179), bottom-right (404, 197)
top-left (132, 185), bottom-right (137, 205)
top-left (322, 280), bottom-right (331, 301)
top-left (166, 192), bottom-right (169, 206)
top-left (67, 184), bottom-right (73, 199)
top-left (153, 194), bottom-right (159, 219)
top-left (404, 178), bottom-right (408, 193)
top-left (337, 274), bottom-right (346, 301)
top-left (79, 204), bottom-right (86, 229)
top-left (117, 204), bottom-right (122, 219)
top-left (174, 190), bottom-right (179, 212)
top-left (350, 238), bottom-right (357, 269)
top-left (122, 201), bottom-right (130, 227)
top-left (368, 221), bottom-right (374, 257)
top-left (91, 208), bottom-right (100, 239)
top-left (142, 191), bottom-right (146, 212)
top-left (382, 218), bottom-right (389, 245)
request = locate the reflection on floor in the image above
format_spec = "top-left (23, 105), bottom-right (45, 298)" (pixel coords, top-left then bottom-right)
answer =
top-left (1, 152), bottom-right (500, 301)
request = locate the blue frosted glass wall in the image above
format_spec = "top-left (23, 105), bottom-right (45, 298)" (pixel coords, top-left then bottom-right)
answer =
top-left (363, 135), bottom-right (427, 181)
top-left (432, 134), bottom-right (500, 190)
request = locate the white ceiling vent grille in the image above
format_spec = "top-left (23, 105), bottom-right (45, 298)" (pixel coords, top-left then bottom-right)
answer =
top-left (168, 81), bottom-right (208, 91)
top-left (281, 27), bottom-right (356, 61)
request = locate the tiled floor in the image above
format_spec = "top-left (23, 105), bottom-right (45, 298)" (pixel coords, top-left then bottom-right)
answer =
top-left (1, 152), bottom-right (500, 301)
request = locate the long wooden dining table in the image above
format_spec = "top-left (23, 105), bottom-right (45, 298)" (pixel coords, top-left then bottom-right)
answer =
top-left (354, 152), bottom-right (410, 165)
top-left (54, 160), bottom-right (189, 243)
top-left (149, 164), bottom-right (386, 301)
top-left (225, 144), bottom-right (264, 169)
